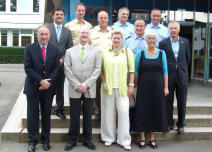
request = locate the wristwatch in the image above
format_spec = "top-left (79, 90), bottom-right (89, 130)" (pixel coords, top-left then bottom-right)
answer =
top-left (129, 83), bottom-right (134, 87)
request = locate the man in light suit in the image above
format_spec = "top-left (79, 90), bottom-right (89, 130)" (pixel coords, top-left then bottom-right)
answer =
top-left (24, 25), bottom-right (60, 152)
top-left (48, 8), bottom-right (73, 119)
top-left (159, 21), bottom-right (191, 134)
top-left (64, 27), bottom-right (101, 151)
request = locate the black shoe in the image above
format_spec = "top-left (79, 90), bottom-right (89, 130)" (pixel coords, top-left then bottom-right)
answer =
top-left (149, 140), bottom-right (157, 149)
top-left (83, 141), bottom-right (96, 150)
top-left (43, 143), bottom-right (50, 151)
top-left (94, 114), bottom-right (101, 120)
top-left (64, 142), bottom-right (76, 151)
top-left (138, 140), bottom-right (146, 149)
top-left (28, 144), bottom-right (35, 152)
top-left (56, 111), bottom-right (66, 119)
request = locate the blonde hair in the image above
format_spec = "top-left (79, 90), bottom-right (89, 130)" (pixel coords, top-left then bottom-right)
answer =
top-left (111, 30), bottom-right (123, 39)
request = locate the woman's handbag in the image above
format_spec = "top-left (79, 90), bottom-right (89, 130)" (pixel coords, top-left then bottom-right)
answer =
top-left (125, 48), bottom-right (137, 108)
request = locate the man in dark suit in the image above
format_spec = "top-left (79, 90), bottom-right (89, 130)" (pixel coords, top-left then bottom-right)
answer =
top-left (159, 21), bottom-right (191, 134)
top-left (48, 8), bottom-right (73, 119)
top-left (24, 25), bottom-right (60, 152)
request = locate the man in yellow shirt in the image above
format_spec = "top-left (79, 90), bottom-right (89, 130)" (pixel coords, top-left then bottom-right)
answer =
top-left (90, 11), bottom-right (113, 120)
top-left (65, 3), bottom-right (92, 46)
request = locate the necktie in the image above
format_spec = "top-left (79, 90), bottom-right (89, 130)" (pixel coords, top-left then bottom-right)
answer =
top-left (81, 47), bottom-right (85, 59)
top-left (56, 25), bottom-right (61, 41)
top-left (41, 46), bottom-right (45, 61)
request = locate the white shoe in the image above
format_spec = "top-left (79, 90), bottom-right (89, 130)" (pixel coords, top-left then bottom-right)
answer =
top-left (104, 141), bottom-right (112, 147)
top-left (123, 145), bottom-right (131, 151)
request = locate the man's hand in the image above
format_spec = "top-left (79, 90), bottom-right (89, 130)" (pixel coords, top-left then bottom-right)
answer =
top-left (77, 83), bottom-right (88, 93)
top-left (128, 86), bottom-right (133, 98)
top-left (39, 79), bottom-right (51, 90)
top-left (60, 59), bottom-right (64, 65)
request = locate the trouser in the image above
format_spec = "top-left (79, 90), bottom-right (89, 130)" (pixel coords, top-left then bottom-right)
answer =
top-left (101, 88), bottom-right (131, 146)
top-left (27, 93), bottom-right (53, 145)
top-left (68, 94), bottom-right (94, 142)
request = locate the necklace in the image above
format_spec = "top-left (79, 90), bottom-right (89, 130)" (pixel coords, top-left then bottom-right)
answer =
top-left (147, 48), bottom-right (156, 57)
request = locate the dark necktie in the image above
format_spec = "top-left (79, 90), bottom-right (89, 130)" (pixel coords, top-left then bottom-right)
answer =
top-left (42, 46), bottom-right (45, 61)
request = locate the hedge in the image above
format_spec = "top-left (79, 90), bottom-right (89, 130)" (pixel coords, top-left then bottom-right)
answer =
top-left (0, 47), bottom-right (24, 64)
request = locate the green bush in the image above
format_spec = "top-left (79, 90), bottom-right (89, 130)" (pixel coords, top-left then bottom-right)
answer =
top-left (0, 47), bottom-right (24, 64)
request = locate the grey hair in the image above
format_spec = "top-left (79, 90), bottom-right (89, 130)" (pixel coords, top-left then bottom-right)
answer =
top-left (144, 29), bottom-right (157, 38)
top-left (168, 21), bottom-right (180, 30)
top-left (98, 10), bottom-right (108, 18)
top-left (118, 7), bottom-right (130, 15)
top-left (36, 24), bottom-right (50, 34)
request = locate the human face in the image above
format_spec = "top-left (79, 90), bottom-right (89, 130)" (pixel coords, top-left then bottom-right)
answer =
top-left (112, 33), bottom-right (123, 48)
top-left (79, 28), bottom-right (90, 44)
top-left (118, 9), bottom-right (129, 23)
top-left (98, 12), bottom-right (109, 28)
top-left (146, 35), bottom-right (157, 48)
top-left (134, 20), bottom-right (146, 37)
top-left (150, 10), bottom-right (161, 26)
top-left (169, 23), bottom-right (180, 39)
top-left (37, 27), bottom-right (50, 46)
top-left (52, 10), bottom-right (64, 25)
top-left (75, 5), bottom-right (85, 19)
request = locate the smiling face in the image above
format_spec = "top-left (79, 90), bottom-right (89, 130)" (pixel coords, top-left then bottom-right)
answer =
top-left (118, 9), bottom-right (129, 23)
top-left (78, 27), bottom-right (90, 45)
top-left (52, 10), bottom-right (64, 25)
top-left (146, 35), bottom-right (157, 48)
top-left (134, 19), bottom-right (146, 37)
top-left (37, 26), bottom-right (50, 46)
top-left (75, 4), bottom-right (86, 19)
top-left (150, 9), bottom-right (161, 26)
top-left (112, 33), bottom-right (123, 48)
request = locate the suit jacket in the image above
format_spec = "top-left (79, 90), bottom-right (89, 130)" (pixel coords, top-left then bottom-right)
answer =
top-left (48, 23), bottom-right (73, 59)
top-left (159, 36), bottom-right (190, 86)
top-left (24, 42), bottom-right (60, 96)
top-left (64, 45), bottom-right (101, 98)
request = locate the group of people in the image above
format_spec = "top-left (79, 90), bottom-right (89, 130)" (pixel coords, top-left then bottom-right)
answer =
top-left (23, 3), bottom-right (190, 152)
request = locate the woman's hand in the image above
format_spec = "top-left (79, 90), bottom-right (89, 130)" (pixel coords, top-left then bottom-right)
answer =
top-left (164, 87), bottom-right (169, 96)
top-left (128, 86), bottom-right (133, 97)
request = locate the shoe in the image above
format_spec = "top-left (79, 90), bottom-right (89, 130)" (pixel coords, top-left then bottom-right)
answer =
top-left (64, 142), bottom-right (76, 151)
top-left (138, 140), bottom-right (145, 149)
top-left (27, 144), bottom-right (35, 152)
top-left (56, 111), bottom-right (66, 119)
top-left (43, 143), bottom-right (50, 151)
top-left (94, 114), bottom-right (101, 120)
top-left (168, 125), bottom-right (174, 131)
top-left (123, 145), bottom-right (131, 151)
top-left (104, 141), bottom-right (112, 147)
top-left (149, 140), bottom-right (157, 149)
top-left (177, 127), bottom-right (184, 134)
top-left (83, 141), bottom-right (96, 150)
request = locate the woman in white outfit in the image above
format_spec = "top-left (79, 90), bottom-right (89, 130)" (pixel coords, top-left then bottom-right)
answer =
top-left (100, 30), bottom-right (134, 151)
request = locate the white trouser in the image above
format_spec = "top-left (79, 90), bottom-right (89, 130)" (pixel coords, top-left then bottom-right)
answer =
top-left (101, 88), bottom-right (131, 146)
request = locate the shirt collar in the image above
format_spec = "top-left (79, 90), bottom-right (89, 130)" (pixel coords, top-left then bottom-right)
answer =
top-left (75, 18), bottom-right (85, 24)
top-left (39, 42), bottom-right (48, 49)
top-left (109, 45), bottom-right (125, 53)
top-left (79, 43), bottom-right (88, 50)
top-left (134, 33), bottom-right (145, 40)
top-left (54, 22), bottom-right (62, 30)
top-left (117, 21), bottom-right (129, 27)
top-left (150, 22), bottom-right (162, 29)
top-left (170, 36), bottom-right (179, 42)
top-left (96, 25), bottom-right (110, 32)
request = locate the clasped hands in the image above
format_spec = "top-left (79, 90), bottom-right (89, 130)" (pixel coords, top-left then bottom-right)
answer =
top-left (77, 82), bottom-right (88, 93)
top-left (39, 79), bottom-right (51, 90)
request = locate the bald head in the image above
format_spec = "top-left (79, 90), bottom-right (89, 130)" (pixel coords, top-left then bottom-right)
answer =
top-left (78, 27), bottom-right (90, 45)
top-left (98, 11), bottom-right (109, 29)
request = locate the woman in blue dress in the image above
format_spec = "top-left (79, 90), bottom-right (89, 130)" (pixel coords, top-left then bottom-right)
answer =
top-left (133, 29), bottom-right (169, 149)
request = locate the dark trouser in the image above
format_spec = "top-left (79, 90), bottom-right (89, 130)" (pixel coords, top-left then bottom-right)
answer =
top-left (94, 77), bottom-right (101, 114)
top-left (166, 72), bottom-right (187, 128)
top-left (55, 69), bottom-right (65, 113)
top-left (27, 92), bottom-right (53, 145)
top-left (68, 94), bottom-right (94, 142)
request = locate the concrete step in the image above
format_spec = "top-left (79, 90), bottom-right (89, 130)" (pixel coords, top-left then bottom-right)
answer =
top-left (22, 115), bottom-right (100, 128)
top-left (18, 127), bottom-right (212, 143)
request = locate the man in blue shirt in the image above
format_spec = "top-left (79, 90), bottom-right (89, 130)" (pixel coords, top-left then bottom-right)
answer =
top-left (146, 9), bottom-right (169, 48)
top-left (112, 7), bottom-right (134, 40)
top-left (124, 18), bottom-right (146, 56)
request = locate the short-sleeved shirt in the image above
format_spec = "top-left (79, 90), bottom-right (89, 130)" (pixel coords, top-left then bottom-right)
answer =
top-left (101, 46), bottom-right (134, 96)
top-left (90, 25), bottom-right (113, 53)
top-left (135, 49), bottom-right (168, 77)
top-left (124, 32), bottom-right (146, 56)
top-left (65, 19), bottom-right (92, 46)
top-left (111, 21), bottom-right (134, 40)
top-left (146, 22), bottom-right (169, 48)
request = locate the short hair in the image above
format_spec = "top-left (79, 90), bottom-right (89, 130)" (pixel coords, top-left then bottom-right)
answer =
top-left (145, 29), bottom-right (157, 38)
top-left (150, 8), bottom-right (161, 15)
top-left (134, 17), bottom-right (146, 25)
top-left (118, 7), bottom-right (130, 15)
top-left (168, 21), bottom-right (180, 30)
top-left (111, 30), bottom-right (123, 39)
top-left (75, 3), bottom-right (86, 11)
top-left (98, 10), bottom-right (108, 18)
top-left (52, 8), bottom-right (65, 15)
top-left (37, 24), bottom-right (50, 34)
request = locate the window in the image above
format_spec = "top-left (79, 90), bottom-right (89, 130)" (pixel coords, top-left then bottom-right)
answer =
top-left (0, 0), bottom-right (6, 11)
top-left (33, 0), bottom-right (39, 12)
top-left (1, 30), bottom-right (7, 46)
top-left (34, 30), bottom-right (38, 42)
top-left (21, 36), bottom-right (31, 46)
top-left (13, 30), bottom-right (19, 46)
top-left (10, 0), bottom-right (16, 12)
top-left (21, 30), bottom-right (32, 34)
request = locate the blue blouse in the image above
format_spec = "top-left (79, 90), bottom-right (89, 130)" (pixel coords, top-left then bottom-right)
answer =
top-left (135, 49), bottom-right (168, 77)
